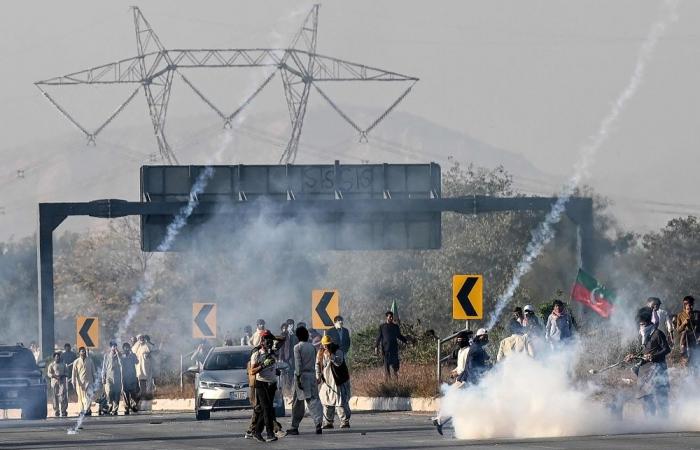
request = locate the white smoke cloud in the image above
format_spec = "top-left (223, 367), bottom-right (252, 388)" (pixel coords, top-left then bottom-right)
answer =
top-left (440, 349), bottom-right (700, 440)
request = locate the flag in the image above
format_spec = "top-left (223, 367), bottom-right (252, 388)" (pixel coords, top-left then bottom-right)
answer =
top-left (390, 299), bottom-right (400, 323)
top-left (570, 269), bottom-right (615, 318)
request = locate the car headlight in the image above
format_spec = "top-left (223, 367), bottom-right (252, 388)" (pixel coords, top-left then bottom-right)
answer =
top-left (199, 381), bottom-right (234, 389)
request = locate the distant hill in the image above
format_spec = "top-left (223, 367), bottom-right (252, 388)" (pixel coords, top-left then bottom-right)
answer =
top-left (0, 107), bottom-right (553, 240)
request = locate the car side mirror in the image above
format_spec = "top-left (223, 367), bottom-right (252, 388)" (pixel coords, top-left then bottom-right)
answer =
top-left (186, 365), bottom-right (200, 374)
top-left (37, 361), bottom-right (46, 369)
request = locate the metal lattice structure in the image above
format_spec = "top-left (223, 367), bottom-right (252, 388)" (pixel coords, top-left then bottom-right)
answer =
top-left (35, 6), bottom-right (418, 165)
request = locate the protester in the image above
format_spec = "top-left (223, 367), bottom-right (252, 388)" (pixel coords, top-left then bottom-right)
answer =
top-left (72, 347), bottom-right (95, 416)
top-left (251, 319), bottom-right (267, 348)
top-left (647, 298), bottom-right (673, 343)
top-left (101, 342), bottom-right (123, 415)
top-left (497, 326), bottom-right (535, 362)
top-left (278, 322), bottom-right (296, 403)
top-left (249, 330), bottom-right (279, 442)
top-left (191, 339), bottom-right (211, 368)
top-left (545, 300), bottom-right (576, 348)
top-left (509, 307), bottom-right (525, 334)
top-left (450, 330), bottom-right (472, 380)
top-left (677, 295), bottom-right (700, 373)
top-left (121, 342), bottom-right (139, 414)
top-left (374, 311), bottom-right (408, 379)
top-left (286, 326), bottom-right (323, 436)
top-left (47, 351), bottom-right (68, 417)
top-left (317, 335), bottom-right (352, 429)
top-left (60, 343), bottom-right (78, 385)
top-left (522, 305), bottom-right (543, 335)
top-left (241, 325), bottom-right (253, 346)
top-left (626, 306), bottom-right (671, 417)
top-left (326, 315), bottom-right (351, 356)
top-left (463, 328), bottom-right (490, 385)
top-left (29, 342), bottom-right (41, 363)
top-left (133, 334), bottom-right (156, 403)
top-left (309, 328), bottom-right (322, 350)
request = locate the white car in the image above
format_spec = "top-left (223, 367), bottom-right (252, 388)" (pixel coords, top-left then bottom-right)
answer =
top-left (189, 346), bottom-right (286, 420)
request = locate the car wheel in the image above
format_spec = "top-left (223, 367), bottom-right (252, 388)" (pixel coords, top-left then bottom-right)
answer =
top-left (195, 409), bottom-right (210, 420)
top-left (21, 398), bottom-right (47, 420)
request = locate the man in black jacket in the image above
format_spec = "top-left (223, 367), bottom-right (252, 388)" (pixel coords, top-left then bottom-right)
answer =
top-left (326, 316), bottom-right (351, 356)
top-left (374, 311), bottom-right (407, 379)
top-left (463, 328), bottom-right (491, 385)
top-left (625, 307), bottom-right (671, 417)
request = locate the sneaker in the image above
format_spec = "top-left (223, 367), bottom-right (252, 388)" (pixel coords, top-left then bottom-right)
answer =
top-left (340, 422), bottom-right (350, 428)
top-left (244, 431), bottom-right (253, 439)
top-left (252, 433), bottom-right (266, 443)
top-left (285, 428), bottom-right (299, 436)
top-left (322, 423), bottom-right (334, 429)
top-left (54, 412), bottom-right (60, 417)
top-left (266, 435), bottom-right (278, 442)
top-left (315, 425), bottom-right (322, 435)
top-left (432, 418), bottom-right (443, 436)
top-left (61, 413), bottom-right (68, 418)
top-left (124, 410), bottom-right (130, 415)
top-left (85, 410), bottom-right (92, 416)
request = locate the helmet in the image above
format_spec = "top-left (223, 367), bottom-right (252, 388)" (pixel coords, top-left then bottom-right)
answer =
top-left (321, 335), bottom-right (333, 345)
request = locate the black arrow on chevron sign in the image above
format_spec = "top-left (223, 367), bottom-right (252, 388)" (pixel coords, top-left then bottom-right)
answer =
top-left (456, 277), bottom-right (479, 316)
top-left (194, 304), bottom-right (215, 337)
top-left (315, 292), bottom-right (335, 327)
top-left (79, 318), bottom-right (95, 348)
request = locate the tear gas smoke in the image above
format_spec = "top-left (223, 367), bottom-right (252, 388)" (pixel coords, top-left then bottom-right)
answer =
top-left (486, 0), bottom-right (680, 330)
top-left (69, 4), bottom-right (304, 432)
top-left (439, 351), bottom-right (700, 440)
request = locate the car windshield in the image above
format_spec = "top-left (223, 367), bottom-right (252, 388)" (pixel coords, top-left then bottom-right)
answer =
top-left (203, 351), bottom-right (249, 371)
top-left (0, 349), bottom-right (38, 370)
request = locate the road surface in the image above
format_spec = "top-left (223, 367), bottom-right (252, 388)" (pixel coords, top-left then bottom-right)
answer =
top-left (0, 410), bottom-right (699, 449)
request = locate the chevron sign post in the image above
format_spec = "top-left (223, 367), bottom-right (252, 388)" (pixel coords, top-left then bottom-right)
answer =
top-left (312, 290), bottom-right (340, 330)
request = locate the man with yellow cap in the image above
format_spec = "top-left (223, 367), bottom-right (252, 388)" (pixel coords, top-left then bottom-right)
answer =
top-left (317, 334), bottom-right (351, 429)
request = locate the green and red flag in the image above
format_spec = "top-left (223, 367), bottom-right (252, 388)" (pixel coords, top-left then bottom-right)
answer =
top-left (570, 269), bottom-right (615, 318)
top-left (390, 299), bottom-right (400, 324)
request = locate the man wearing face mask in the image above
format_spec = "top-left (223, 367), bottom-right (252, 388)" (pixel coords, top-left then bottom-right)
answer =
top-left (251, 319), bottom-right (267, 348)
top-left (625, 306), bottom-right (671, 417)
top-left (463, 328), bottom-right (491, 385)
top-left (647, 297), bottom-right (673, 345)
top-left (326, 316), bottom-right (351, 356)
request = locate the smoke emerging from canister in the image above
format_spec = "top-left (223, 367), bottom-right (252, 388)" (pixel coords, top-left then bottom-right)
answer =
top-left (486, 0), bottom-right (680, 330)
top-left (439, 349), bottom-right (700, 440)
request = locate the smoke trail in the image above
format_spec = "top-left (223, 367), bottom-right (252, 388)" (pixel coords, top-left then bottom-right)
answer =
top-left (68, 3), bottom-right (307, 432)
top-left (485, 0), bottom-right (680, 330)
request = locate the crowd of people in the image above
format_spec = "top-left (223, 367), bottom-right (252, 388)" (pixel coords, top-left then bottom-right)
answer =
top-left (186, 311), bottom-right (412, 442)
top-left (432, 295), bottom-right (700, 435)
top-left (44, 334), bottom-right (159, 418)
top-left (230, 316), bottom-right (353, 442)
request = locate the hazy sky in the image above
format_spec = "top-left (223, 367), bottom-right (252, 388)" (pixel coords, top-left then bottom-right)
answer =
top-left (1, 0), bottom-right (699, 233)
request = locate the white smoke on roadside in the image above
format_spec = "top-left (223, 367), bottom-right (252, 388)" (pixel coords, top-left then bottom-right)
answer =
top-left (440, 349), bottom-right (700, 440)
top-left (486, 0), bottom-right (680, 330)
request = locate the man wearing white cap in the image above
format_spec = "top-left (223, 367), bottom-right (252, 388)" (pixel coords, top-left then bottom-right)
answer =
top-left (522, 305), bottom-right (543, 335)
top-left (463, 328), bottom-right (490, 385)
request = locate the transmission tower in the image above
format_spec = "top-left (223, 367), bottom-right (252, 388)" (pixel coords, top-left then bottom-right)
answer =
top-left (35, 5), bottom-right (418, 164)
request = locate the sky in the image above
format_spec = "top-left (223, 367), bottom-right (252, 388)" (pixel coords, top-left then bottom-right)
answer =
top-left (1, 0), bottom-right (699, 236)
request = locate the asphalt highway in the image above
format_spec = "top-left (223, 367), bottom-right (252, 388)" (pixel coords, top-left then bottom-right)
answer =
top-left (0, 410), bottom-right (699, 449)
